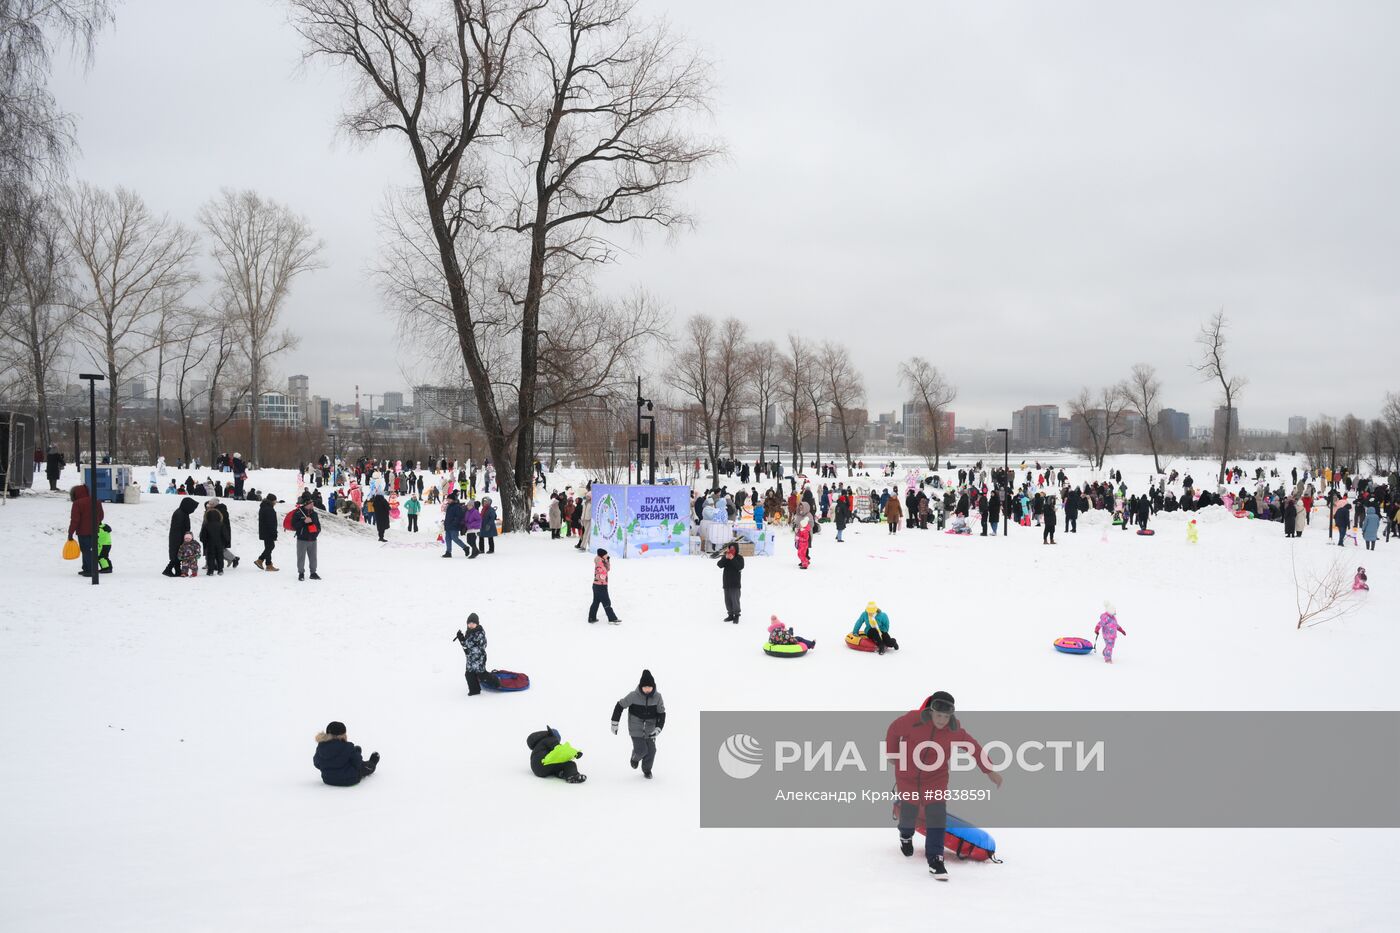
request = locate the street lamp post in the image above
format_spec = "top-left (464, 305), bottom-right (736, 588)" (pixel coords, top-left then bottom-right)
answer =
top-left (636, 377), bottom-right (653, 485)
top-left (996, 428), bottom-right (1009, 536)
top-left (1321, 445), bottom-right (1336, 540)
top-left (328, 433), bottom-right (338, 486)
top-left (640, 414), bottom-right (656, 484)
top-left (78, 373), bottom-right (105, 585)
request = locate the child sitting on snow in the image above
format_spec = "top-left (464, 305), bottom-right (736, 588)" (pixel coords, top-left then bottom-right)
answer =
top-left (1353, 567), bottom-right (1369, 591)
top-left (1094, 601), bottom-right (1127, 664)
top-left (177, 532), bottom-right (201, 577)
top-left (527, 726), bottom-right (586, 783)
top-left (948, 513), bottom-right (971, 534)
top-left (766, 615), bottom-right (815, 648)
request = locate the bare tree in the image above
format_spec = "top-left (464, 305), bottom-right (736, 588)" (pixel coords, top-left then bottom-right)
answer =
top-left (748, 339), bottom-right (779, 460)
top-left (171, 311), bottom-right (214, 465)
top-left (198, 189), bottom-right (321, 465)
top-left (819, 341), bottom-right (864, 470)
top-left (1293, 551), bottom-right (1359, 630)
top-left (1120, 363), bottom-right (1164, 474)
top-left (778, 333), bottom-right (815, 470)
top-left (1338, 414), bottom-right (1363, 473)
top-left (496, 0), bottom-right (718, 499)
top-left (288, 0), bottom-right (715, 530)
top-left (899, 356), bottom-right (956, 470)
top-left (63, 182), bottom-right (199, 457)
top-left (0, 187), bottom-right (74, 449)
top-left (0, 1), bottom-right (112, 199)
top-left (674, 314), bottom-right (743, 491)
top-left (204, 316), bottom-right (249, 466)
top-left (1195, 310), bottom-right (1246, 484)
top-left (1378, 393), bottom-right (1400, 475)
top-left (1068, 386), bottom-right (1128, 471)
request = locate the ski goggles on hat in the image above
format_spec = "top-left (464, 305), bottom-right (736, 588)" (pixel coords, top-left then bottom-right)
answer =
top-left (929, 698), bottom-right (955, 714)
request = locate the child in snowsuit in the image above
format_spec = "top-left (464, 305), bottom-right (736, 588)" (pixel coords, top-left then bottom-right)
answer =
top-left (767, 615), bottom-right (815, 649)
top-left (456, 613), bottom-right (488, 694)
top-left (795, 507), bottom-right (812, 569)
top-left (96, 522), bottom-right (114, 574)
top-left (313, 721), bottom-right (380, 786)
top-left (611, 669), bottom-right (665, 778)
top-left (1353, 567), bottom-right (1369, 591)
top-left (178, 533), bottom-right (201, 577)
top-left (527, 726), bottom-right (586, 783)
top-left (1095, 602), bottom-right (1127, 663)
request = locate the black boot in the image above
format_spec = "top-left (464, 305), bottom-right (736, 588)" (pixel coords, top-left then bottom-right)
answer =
top-left (928, 857), bottom-right (948, 880)
top-left (900, 836), bottom-right (914, 857)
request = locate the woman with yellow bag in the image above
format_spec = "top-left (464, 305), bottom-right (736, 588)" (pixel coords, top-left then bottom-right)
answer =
top-left (66, 485), bottom-right (104, 577)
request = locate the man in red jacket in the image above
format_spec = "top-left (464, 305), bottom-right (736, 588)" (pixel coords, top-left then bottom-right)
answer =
top-left (884, 691), bottom-right (1003, 879)
top-left (67, 485), bottom-right (105, 577)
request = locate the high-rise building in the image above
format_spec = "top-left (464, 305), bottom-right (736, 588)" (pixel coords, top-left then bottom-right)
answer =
top-left (237, 391), bottom-right (302, 427)
top-left (1012, 404), bottom-right (1060, 447)
top-left (1213, 406), bottom-right (1240, 440)
top-left (902, 402), bottom-right (955, 445)
top-left (1288, 415), bottom-right (1308, 437)
top-left (382, 391), bottom-right (405, 413)
top-left (1157, 408), bottom-right (1190, 443)
top-left (414, 385), bottom-right (474, 428)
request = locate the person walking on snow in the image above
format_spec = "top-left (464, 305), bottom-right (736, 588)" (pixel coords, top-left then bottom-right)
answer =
top-left (886, 691), bottom-right (1003, 880)
top-left (291, 496), bottom-right (322, 581)
top-left (588, 548), bottom-right (621, 623)
top-left (256, 493), bottom-right (280, 571)
top-left (1095, 602), bottom-right (1126, 663)
top-left (611, 669), bottom-right (665, 779)
top-left (717, 542), bottom-right (744, 623)
top-left (456, 613), bottom-right (488, 695)
top-left (66, 484), bottom-right (104, 577)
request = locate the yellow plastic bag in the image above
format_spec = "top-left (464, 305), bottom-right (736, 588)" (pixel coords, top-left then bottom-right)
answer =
top-left (62, 539), bottom-right (81, 560)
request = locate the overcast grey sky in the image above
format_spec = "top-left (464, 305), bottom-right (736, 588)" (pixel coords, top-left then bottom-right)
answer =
top-left (50, 0), bottom-right (1400, 430)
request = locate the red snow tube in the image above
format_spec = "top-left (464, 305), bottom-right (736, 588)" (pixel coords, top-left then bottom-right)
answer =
top-left (483, 670), bottom-right (530, 692)
top-left (1136, 529), bottom-right (1155, 536)
top-left (845, 633), bottom-right (878, 652)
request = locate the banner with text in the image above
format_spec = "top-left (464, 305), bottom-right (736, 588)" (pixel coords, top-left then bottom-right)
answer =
top-left (590, 484), bottom-right (692, 558)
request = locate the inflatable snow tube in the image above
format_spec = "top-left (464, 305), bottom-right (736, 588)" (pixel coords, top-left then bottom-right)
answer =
top-left (845, 633), bottom-right (879, 652)
top-left (482, 669), bottom-right (530, 692)
top-left (1053, 636), bottom-right (1093, 655)
top-left (1136, 528), bottom-right (1155, 536)
top-left (1233, 509), bottom-right (1247, 518)
top-left (895, 805), bottom-right (1001, 862)
top-left (763, 642), bottom-right (808, 658)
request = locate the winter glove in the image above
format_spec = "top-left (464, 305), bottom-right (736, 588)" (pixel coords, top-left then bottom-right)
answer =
top-left (610, 721), bottom-right (619, 735)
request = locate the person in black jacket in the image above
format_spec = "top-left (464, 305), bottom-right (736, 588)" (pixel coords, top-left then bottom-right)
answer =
top-left (313, 721), bottom-right (379, 786)
top-left (370, 493), bottom-right (391, 542)
top-left (45, 448), bottom-right (65, 491)
top-left (200, 506), bottom-right (230, 575)
top-left (1042, 496), bottom-right (1057, 544)
top-left (716, 542), bottom-right (744, 623)
top-left (1064, 489), bottom-right (1079, 533)
top-left (527, 726), bottom-right (586, 783)
top-left (163, 497), bottom-right (200, 577)
top-left (442, 493), bottom-right (468, 558)
top-left (835, 495), bottom-right (850, 542)
top-left (256, 493), bottom-right (280, 570)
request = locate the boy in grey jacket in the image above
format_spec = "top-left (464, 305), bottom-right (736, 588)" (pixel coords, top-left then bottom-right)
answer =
top-left (611, 668), bottom-right (665, 778)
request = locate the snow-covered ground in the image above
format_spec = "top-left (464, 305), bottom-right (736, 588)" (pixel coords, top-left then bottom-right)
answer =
top-left (2, 455), bottom-right (1396, 932)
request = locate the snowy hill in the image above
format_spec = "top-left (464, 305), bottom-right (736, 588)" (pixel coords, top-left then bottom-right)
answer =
top-left (1, 456), bottom-right (1395, 932)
